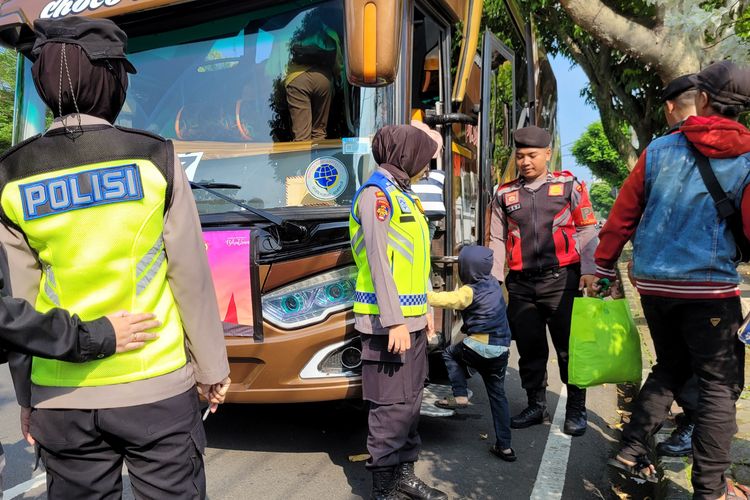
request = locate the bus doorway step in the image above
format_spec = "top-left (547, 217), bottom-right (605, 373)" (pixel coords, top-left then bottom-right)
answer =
top-left (420, 384), bottom-right (473, 417)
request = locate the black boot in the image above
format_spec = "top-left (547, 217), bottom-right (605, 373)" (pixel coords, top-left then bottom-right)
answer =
top-left (656, 413), bottom-right (693, 457)
top-left (395, 462), bottom-right (448, 500)
top-left (563, 386), bottom-right (587, 436)
top-left (511, 389), bottom-right (550, 429)
top-left (371, 468), bottom-right (401, 500)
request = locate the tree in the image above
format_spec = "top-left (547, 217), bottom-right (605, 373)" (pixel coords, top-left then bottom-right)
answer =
top-left (571, 121), bottom-right (630, 186)
top-left (559, 0), bottom-right (748, 82)
top-left (555, 0), bottom-right (749, 161)
top-left (589, 181), bottom-right (616, 218)
top-left (0, 48), bottom-right (16, 151)
top-left (483, 0), bottom-right (749, 170)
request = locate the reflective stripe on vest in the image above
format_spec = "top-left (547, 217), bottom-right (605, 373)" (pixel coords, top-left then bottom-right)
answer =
top-left (1, 158), bottom-right (186, 387)
top-left (349, 171), bottom-right (430, 317)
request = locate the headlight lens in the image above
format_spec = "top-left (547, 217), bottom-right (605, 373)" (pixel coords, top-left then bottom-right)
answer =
top-left (262, 267), bottom-right (357, 329)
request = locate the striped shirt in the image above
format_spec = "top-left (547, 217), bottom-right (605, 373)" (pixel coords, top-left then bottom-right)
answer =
top-left (411, 170), bottom-right (446, 219)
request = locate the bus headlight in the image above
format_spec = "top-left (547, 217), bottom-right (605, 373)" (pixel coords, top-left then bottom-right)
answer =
top-left (262, 267), bottom-right (357, 329)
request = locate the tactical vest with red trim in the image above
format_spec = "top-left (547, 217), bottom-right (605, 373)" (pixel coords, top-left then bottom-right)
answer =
top-left (496, 171), bottom-right (596, 272)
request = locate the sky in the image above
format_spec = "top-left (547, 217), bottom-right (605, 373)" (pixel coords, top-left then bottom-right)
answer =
top-left (549, 55), bottom-right (600, 185)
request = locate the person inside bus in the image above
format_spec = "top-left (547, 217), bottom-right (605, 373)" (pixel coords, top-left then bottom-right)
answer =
top-left (284, 11), bottom-right (343, 142)
top-left (350, 124), bottom-right (448, 500)
top-left (0, 16), bottom-right (230, 498)
top-left (428, 245), bottom-right (515, 462)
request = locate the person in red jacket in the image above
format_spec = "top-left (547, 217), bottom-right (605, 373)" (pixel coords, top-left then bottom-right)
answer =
top-left (594, 62), bottom-right (750, 499)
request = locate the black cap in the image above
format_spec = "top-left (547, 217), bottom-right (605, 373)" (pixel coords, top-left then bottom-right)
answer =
top-left (513, 126), bottom-right (551, 148)
top-left (32, 16), bottom-right (136, 74)
top-left (662, 74), bottom-right (695, 102)
top-left (690, 61), bottom-right (750, 108)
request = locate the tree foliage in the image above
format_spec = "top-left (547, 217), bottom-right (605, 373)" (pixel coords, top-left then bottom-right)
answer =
top-left (483, 0), bottom-right (750, 171)
top-left (571, 121), bottom-right (630, 186)
top-left (589, 181), bottom-right (616, 218)
top-left (0, 49), bottom-right (16, 151)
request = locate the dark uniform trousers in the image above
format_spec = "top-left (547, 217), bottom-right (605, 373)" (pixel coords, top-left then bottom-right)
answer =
top-left (30, 389), bottom-right (207, 499)
top-left (506, 264), bottom-right (583, 401)
top-left (361, 329), bottom-right (427, 470)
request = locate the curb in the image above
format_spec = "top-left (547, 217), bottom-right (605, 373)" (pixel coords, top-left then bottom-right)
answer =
top-left (617, 255), bottom-right (750, 499)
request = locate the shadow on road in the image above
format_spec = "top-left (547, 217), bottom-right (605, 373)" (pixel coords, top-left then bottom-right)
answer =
top-left (204, 399), bottom-right (371, 498)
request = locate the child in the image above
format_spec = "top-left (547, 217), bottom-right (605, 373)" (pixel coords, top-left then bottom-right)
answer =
top-left (428, 245), bottom-right (515, 461)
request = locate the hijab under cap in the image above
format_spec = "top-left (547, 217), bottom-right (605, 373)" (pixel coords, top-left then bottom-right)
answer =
top-left (371, 124), bottom-right (439, 190)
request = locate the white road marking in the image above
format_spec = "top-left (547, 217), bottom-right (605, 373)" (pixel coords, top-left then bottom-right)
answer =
top-left (530, 385), bottom-right (572, 500)
top-left (3, 473), bottom-right (46, 499)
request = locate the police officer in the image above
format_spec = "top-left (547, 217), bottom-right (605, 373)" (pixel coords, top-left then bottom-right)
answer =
top-left (351, 124), bottom-right (446, 500)
top-left (0, 279), bottom-right (160, 491)
top-left (0, 16), bottom-right (230, 498)
top-left (489, 126), bottom-right (598, 436)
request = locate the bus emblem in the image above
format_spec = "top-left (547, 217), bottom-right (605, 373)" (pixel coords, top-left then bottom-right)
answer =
top-left (304, 157), bottom-right (349, 201)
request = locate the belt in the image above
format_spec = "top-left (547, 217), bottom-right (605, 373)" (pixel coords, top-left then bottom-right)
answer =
top-left (514, 266), bottom-right (561, 278)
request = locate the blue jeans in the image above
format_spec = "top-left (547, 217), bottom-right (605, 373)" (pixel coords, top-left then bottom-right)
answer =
top-left (442, 342), bottom-right (511, 449)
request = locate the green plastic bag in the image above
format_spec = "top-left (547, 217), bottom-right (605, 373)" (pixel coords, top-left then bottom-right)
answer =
top-left (568, 297), bottom-right (642, 388)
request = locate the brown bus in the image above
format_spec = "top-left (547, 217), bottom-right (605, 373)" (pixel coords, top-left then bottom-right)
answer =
top-left (0, 0), bottom-right (558, 404)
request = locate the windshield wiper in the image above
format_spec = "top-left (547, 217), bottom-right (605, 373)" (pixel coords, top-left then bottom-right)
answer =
top-left (189, 182), bottom-right (307, 237)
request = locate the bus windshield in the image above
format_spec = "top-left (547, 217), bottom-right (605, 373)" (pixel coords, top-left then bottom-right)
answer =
top-left (13, 0), bottom-right (393, 214)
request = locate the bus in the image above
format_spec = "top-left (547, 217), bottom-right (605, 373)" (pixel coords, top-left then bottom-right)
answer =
top-left (0, 0), bottom-right (558, 404)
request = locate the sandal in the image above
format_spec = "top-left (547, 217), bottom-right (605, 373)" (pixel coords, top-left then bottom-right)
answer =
top-left (490, 445), bottom-right (517, 462)
top-left (727, 479), bottom-right (750, 499)
top-left (434, 395), bottom-right (468, 409)
top-left (607, 455), bottom-right (659, 484)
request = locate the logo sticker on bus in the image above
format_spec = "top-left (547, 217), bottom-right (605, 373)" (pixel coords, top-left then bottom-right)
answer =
top-left (41, 0), bottom-right (123, 19)
top-left (304, 157), bottom-right (349, 201)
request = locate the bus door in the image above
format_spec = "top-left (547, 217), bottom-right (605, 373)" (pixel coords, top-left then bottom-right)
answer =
top-left (479, 30), bottom-right (517, 244)
top-left (408, 3), bottom-right (452, 342)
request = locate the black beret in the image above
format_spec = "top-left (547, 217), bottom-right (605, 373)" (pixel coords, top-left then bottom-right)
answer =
top-left (690, 61), bottom-right (750, 108)
top-left (662, 74), bottom-right (695, 102)
top-left (514, 126), bottom-right (551, 148)
top-left (32, 16), bottom-right (137, 74)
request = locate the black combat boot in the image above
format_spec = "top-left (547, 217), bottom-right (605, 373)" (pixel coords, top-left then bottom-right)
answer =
top-left (511, 389), bottom-right (550, 429)
top-left (371, 467), bottom-right (401, 500)
top-left (395, 462), bottom-right (448, 500)
top-left (563, 386), bottom-right (587, 436)
top-left (656, 412), bottom-right (693, 457)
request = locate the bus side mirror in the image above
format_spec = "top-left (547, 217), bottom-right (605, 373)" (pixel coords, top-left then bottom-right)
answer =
top-left (343, 0), bottom-right (403, 87)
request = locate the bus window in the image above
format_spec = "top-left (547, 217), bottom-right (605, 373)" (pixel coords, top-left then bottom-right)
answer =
top-left (12, 1), bottom-right (400, 214)
top-left (411, 9), bottom-right (443, 111)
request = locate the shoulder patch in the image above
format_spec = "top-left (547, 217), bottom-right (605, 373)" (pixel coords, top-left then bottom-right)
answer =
top-left (497, 179), bottom-right (522, 197)
top-left (375, 198), bottom-right (391, 221)
top-left (375, 190), bottom-right (386, 198)
top-left (551, 170), bottom-right (576, 182)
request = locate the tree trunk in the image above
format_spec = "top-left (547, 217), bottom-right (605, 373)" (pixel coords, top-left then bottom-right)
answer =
top-left (559, 0), bottom-right (701, 83)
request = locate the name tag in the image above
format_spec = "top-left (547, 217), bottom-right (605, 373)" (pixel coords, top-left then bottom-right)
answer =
top-left (20, 164), bottom-right (143, 221)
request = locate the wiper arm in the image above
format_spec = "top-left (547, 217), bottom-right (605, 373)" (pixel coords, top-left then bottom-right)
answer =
top-left (189, 182), bottom-right (307, 237)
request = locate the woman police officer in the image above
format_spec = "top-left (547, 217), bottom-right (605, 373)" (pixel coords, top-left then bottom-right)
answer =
top-left (350, 124), bottom-right (447, 500)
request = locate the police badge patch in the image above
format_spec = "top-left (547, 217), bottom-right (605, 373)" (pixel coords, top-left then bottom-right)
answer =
top-left (375, 199), bottom-right (391, 221)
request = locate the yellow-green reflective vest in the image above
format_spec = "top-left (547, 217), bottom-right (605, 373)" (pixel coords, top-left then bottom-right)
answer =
top-left (0, 127), bottom-right (186, 387)
top-left (349, 171), bottom-right (430, 316)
